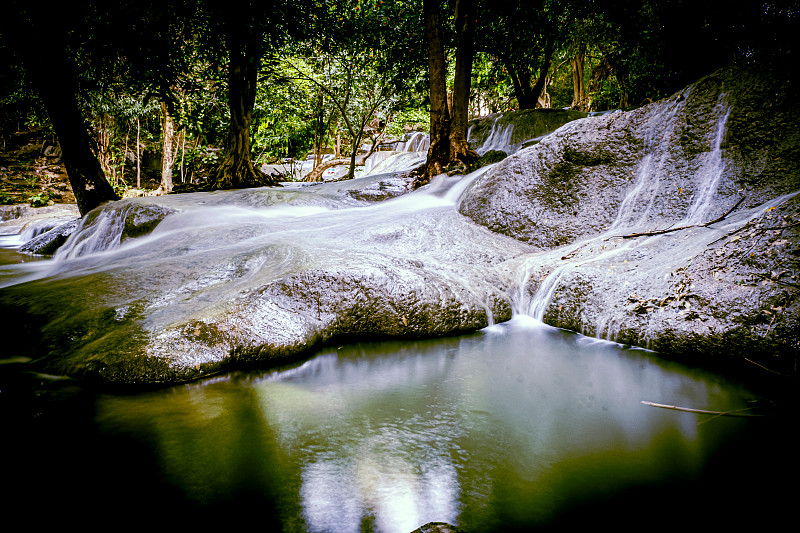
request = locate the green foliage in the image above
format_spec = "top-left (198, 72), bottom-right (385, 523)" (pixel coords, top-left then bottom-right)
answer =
top-left (4, 0), bottom-right (797, 198)
top-left (28, 191), bottom-right (51, 207)
top-left (470, 53), bottom-right (516, 114)
top-left (385, 108), bottom-right (429, 137)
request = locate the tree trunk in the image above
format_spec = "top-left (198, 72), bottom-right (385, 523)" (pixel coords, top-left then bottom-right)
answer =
top-left (346, 135), bottom-right (361, 180)
top-left (448, 0), bottom-right (480, 170)
top-left (531, 41), bottom-right (555, 108)
top-left (160, 101), bottom-right (175, 193)
top-left (418, 0), bottom-right (450, 187)
top-left (46, 88), bottom-right (120, 215)
top-left (504, 38), bottom-right (554, 111)
top-left (305, 158), bottom-right (346, 182)
top-left (304, 136), bottom-right (381, 183)
top-left (136, 117), bottom-right (141, 189)
top-left (570, 48), bottom-right (588, 111)
top-left (97, 113), bottom-right (114, 177)
top-left (504, 59), bottom-right (533, 110)
top-left (212, 28), bottom-right (280, 190)
top-left (8, 7), bottom-right (119, 216)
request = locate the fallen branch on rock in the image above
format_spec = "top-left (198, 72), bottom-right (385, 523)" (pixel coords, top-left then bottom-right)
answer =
top-left (700, 196), bottom-right (747, 226)
top-left (613, 197), bottom-right (746, 239)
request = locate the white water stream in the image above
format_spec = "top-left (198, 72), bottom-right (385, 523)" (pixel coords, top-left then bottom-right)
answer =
top-left (0, 97), bottom-right (789, 338)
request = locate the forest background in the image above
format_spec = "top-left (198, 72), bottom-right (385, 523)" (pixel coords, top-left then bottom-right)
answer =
top-left (0, 0), bottom-right (796, 214)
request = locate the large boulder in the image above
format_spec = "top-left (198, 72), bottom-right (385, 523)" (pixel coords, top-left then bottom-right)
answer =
top-left (0, 174), bottom-right (529, 387)
top-left (459, 66), bottom-right (800, 376)
top-left (467, 109), bottom-right (588, 156)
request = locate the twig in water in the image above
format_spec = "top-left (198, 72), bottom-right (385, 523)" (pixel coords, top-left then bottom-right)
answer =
top-left (641, 400), bottom-right (767, 417)
top-left (743, 357), bottom-right (793, 377)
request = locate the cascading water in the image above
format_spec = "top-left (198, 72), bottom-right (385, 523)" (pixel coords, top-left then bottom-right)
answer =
top-left (609, 87), bottom-right (695, 231)
top-left (516, 88), bottom-right (738, 339)
top-left (396, 131), bottom-right (430, 153)
top-left (363, 132), bottom-right (430, 177)
top-left (683, 96), bottom-right (731, 225)
top-left (365, 115), bottom-right (529, 178)
top-left (1, 79), bottom-right (794, 532)
top-left (53, 204), bottom-right (140, 261)
top-left (471, 116), bottom-right (518, 156)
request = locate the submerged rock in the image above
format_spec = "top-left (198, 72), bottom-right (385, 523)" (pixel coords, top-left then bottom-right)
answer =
top-left (18, 218), bottom-right (80, 255)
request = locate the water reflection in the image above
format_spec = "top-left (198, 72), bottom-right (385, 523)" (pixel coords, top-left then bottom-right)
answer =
top-left (83, 317), bottom-right (774, 531)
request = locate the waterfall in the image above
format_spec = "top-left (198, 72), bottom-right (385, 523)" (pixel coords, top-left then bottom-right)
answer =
top-left (610, 88), bottom-right (731, 231)
top-left (472, 116), bottom-right (518, 156)
top-left (520, 87), bottom-right (736, 329)
top-left (610, 88), bottom-right (694, 231)
top-left (610, 154), bottom-right (655, 231)
top-left (683, 96), bottom-right (731, 225)
top-left (364, 132), bottom-right (430, 176)
top-left (53, 207), bottom-right (133, 261)
top-left (364, 152), bottom-right (428, 176)
top-left (396, 132), bottom-right (430, 153)
top-left (519, 239), bottom-right (636, 322)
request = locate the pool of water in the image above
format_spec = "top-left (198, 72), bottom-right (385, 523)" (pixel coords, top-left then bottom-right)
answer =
top-left (2, 315), bottom-right (792, 531)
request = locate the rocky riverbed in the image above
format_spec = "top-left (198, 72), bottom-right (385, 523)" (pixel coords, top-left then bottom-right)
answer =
top-left (1, 64), bottom-right (797, 389)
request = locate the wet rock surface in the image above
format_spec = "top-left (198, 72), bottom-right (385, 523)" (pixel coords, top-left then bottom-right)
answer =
top-left (1, 65), bottom-right (797, 387)
top-left (460, 65), bottom-right (800, 378)
top-left (0, 173), bottom-right (528, 386)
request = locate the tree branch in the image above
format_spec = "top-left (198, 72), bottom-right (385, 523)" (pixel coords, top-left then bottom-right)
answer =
top-left (641, 401), bottom-right (768, 417)
top-left (612, 197), bottom-right (746, 239)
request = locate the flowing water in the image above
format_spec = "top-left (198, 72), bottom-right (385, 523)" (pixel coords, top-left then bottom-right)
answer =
top-left (0, 112), bottom-right (794, 530)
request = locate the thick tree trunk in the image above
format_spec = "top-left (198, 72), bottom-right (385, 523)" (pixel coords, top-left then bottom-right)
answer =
top-left (8, 8), bottom-right (119, 216)
top-left (531, 41), bottom-right (555, 108)
top-left (419, 0), bottom-right (451, 187)
top-left (570, 48), bottom-right (588, 111)
top-left (504, 39), bottom-right (554, 111)
top-left (212, 31), bottom-right (280, 190)
top-left (160, 101), bottom-right (175, 193)
top-left (448, 0), bottom-right (480, 170)
top-left (45, 87), bottom-right (120, 215)
top-left (505, 60), bottom-right (535, 110)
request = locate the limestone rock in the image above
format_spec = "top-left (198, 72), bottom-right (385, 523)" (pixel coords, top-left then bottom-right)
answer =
top-left (459, 65), bottom-right (800, 377)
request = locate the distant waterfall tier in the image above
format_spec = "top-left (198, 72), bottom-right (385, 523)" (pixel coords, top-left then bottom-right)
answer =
top-left (363, 109), bottom-right (587, 178)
